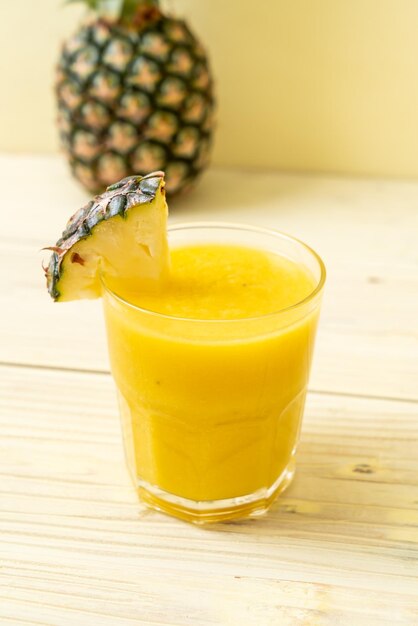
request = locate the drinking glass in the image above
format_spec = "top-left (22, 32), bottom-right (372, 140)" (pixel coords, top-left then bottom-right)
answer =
top-left (102, 223), bottom-right (326, 523)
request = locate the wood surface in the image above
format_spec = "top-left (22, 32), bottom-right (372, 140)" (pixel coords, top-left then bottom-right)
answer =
top-left (1, 155), bottom-right (417, 625)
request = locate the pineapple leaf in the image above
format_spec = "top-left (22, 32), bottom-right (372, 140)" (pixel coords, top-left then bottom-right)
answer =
top-left (65, 0), bottom-right (159, 19)
top-left (65, 0), bottom-right (123, 17)
top-left (65, 0), bottom-right (96, 7)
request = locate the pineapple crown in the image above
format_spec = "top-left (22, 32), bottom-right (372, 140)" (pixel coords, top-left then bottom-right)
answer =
top-left (67, 0), bottom-right (161, 24)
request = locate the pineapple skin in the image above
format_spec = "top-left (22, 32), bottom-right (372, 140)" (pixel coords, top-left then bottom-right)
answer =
top-left (56, 14), bottom-right (215, 195)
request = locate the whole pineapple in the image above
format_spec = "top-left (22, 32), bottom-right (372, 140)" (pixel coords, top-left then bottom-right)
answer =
top-left (56, 0), bottom-right (215, 195)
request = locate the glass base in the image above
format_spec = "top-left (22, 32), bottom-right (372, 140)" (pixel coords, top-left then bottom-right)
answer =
top-left (136, 460), bottom-right (295, 524)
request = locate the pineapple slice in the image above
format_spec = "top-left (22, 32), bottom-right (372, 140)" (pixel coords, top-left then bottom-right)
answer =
top-left (45, 172), bottom-right (168, 301)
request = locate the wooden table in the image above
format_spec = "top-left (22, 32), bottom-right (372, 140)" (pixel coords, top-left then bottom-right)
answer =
top-left (1, 154), bottom-right (418, 626)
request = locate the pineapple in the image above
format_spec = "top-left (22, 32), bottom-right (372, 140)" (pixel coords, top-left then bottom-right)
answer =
top-left (57, 0), bottom-right (215, 195)
top-left (44, 171), bottom-right (168, 301)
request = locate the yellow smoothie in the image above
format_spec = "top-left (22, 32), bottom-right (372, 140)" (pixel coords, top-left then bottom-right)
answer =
top-left (103, 240), bottom-right (322, 520)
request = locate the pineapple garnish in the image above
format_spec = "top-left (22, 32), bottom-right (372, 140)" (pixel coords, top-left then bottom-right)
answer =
top-left (44, 172), bottom-right (168, 301)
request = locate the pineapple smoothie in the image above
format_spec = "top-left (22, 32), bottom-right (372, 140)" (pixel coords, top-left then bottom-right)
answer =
top-left (44, 172), bottom-right (325, 523)
top-left (102, 227), bottom-right (324, 522)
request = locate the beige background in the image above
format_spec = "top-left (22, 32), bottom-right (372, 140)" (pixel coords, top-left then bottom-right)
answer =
top-left (1, 0), bottom-right (417, 177)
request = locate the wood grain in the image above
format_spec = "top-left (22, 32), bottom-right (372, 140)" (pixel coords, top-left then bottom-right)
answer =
top-left (1, 155), bottom-right (418, 625)
top-left (1, 364), bottom-right (418, 625)
top-left (1, 156), bottom-right (418, 400)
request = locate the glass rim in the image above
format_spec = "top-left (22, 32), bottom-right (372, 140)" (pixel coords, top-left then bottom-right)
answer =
top-left (100, 221), bottom-right (326, 323)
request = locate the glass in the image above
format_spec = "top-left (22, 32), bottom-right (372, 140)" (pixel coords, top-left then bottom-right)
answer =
top-left (102, 223), bottom-right (326, 523)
